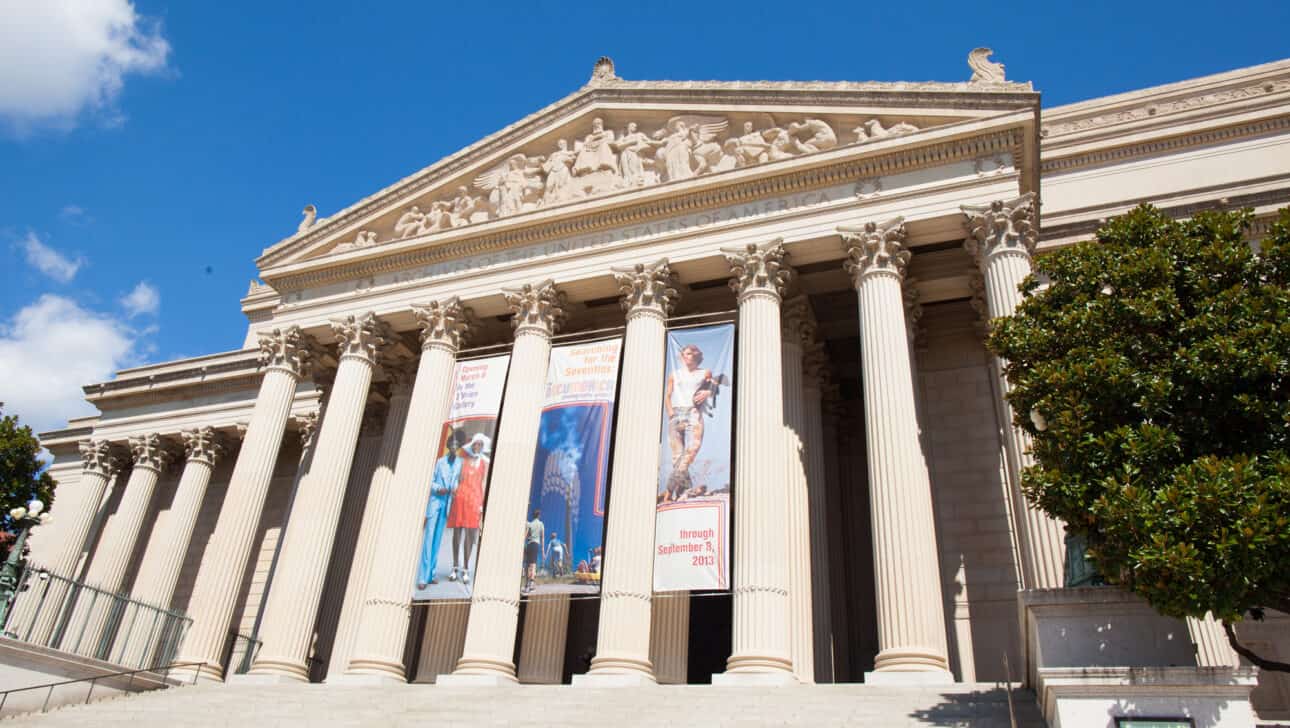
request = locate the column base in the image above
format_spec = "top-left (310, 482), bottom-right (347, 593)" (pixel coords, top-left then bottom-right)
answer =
top-left (436, 672), bottom-right (520, 687)
top-left (864, 669), bottom-right (954, 686)
top-left (572, 672), bottom-right (657, 688)
top-left (326, 672), bottom-right (405, 686)
top-left (170, 662), bottom-right (224, 684)
top-left (712, 671), bottom-right (798, 687)
top-left (228, 671), bottom-right (308, 685)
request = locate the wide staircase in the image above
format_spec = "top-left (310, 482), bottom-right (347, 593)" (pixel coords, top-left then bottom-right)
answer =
top-left (8, 681), bottom-right (1047, 726)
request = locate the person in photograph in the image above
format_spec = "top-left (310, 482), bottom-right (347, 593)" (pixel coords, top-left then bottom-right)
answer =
top-left (448, 432), bottom-right (491, 584)
top-left (663, 343), bottom-right (716, 500)
top-left (545, 531), bottom-right (567, 577)
top-left (523, 508), bottom-right (544, 594)
top-left (417, 429), bottom-right (465, 589)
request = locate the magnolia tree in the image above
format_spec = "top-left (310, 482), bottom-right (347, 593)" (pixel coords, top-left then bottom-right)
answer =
top-left (988, 205), bottom-right (1289, 672)
top-left (1, 406), bottom-right (56, 559)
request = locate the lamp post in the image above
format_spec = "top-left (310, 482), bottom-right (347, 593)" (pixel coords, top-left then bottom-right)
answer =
top-left (0, 499), bottom-right (51, 628)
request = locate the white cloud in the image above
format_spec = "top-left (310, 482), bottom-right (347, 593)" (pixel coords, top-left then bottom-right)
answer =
top-left (20, 232), bottom-right (84, 283)
top-left (0, 295), bottom-right (146, 433)
top-left (59, 204), bottom-right (91, 225)
top-left (0, 0), bottom-right (171, 135)
top-left (120, 281), bottom-right (160, 317)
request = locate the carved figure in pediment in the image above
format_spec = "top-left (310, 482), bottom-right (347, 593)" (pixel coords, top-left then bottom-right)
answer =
top-left (449, 186), bottom-right (484, 227)
top-left (733, 121), bottom-right (773, 166)
top-left (334, 229), bottom-right (378, 254)
top-left (855, 119), bottom-right (919, 143)
top-left (788, 119), bottom-right (838, 154)
top-left (764, 127), bottom-right (798, 161)
top-left (543, 139), bottom-right (578, 204)
top-left (420, 201), bottom-right (453, 232)
top-left (394, 206), bottom-right (426, 239)
top-left (658, 115), bottom-right (727, 182)
top-left (613, 121), bottom-right (661, 188)
top-left (710, 139), bottom-right (740, 173)
top-left (572, 117), bottom-right (619, 177)
top-left (475, 154), bottom-right (545, 217)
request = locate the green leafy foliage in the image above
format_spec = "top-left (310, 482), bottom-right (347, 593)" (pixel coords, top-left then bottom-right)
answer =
top-left (0, 407), bottom-right (56, 554)
top-left (988, 205), bottom-right (1290, 624)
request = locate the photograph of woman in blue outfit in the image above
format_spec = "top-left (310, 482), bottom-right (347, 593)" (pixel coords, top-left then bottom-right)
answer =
top-left (417, 428), bottom-right (466, 589)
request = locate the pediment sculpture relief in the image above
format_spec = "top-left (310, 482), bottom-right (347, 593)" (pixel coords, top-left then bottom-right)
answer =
top-left (320, 113), bottom-right (927, 255)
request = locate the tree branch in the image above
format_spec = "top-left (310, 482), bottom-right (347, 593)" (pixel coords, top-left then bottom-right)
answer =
top-left (1223, 620), bottom-right (1290, 673)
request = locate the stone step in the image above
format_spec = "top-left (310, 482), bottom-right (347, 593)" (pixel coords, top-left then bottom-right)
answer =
top-left (8, 682), bottom-right (1047, 727)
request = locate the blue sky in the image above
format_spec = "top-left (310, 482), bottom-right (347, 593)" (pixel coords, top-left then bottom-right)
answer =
top-left (2, 0), bottom-right (1288, 433)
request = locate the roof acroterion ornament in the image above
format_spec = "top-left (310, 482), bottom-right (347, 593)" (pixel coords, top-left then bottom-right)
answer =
top-left (589, 56), bottom-right (618, 85)
top-left (968, 47), bottom-right (1006, 83)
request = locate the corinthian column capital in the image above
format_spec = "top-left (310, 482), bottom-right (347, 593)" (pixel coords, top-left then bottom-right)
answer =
top-left (129, 432), bottom-right (174, 473)
top-left (803, 342), bottom-right (830, 391)
top-left (257, 326), bottom-right (319, 379)
top-left (384, 357), bottom-right (419, 399)
top-left (413, 297), bottom-right (475, 353)
top-left (503, 280), bottom-right (567, 338)
top-left (613, 259), bottom-right (678, 321)
top-left (181, 427), bottom-right (225, 467)
top-left (839, 216), bottom-right (909, 285)
top-left (961, 191), bottom-right (1038, 269)
top-left (79, 439), bottom-right (120, 477)
top-left (723, 239), bottom-right (793, 303)
top-left (294, 411), bottom-right (321, 449)
top-left (331, 312), bottom-right (393, 366)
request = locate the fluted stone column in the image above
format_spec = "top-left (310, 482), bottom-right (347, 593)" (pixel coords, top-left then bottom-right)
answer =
top-left (412, 601), bottom-right (471, 683)
top-left (326, 362), bottom-right (416, 681)
top-left (781, 295), bottom-right (815, 683)
top-left (713, 239), bottom-right (796, 685)
top-left (649, 591), bottom-right (690, 684)
top-left (345, 299), bottom-right (474, 682)
top-left (249, 313), bottom-right (390, 681)
top-left (20, 440), bottom-right (120, 645)
top-left (442, 281), bottom-right (567, 685)
top-left (962, 193), bottom-right (1065, 590)
top-left (840, 218), bottom-right (952, 683)
top-left (1189, 613), bottom-right (1239, 667)
top-left (67, 433), bottom-right (173, 655)
top-left (579, 259), bottom-right (678, 686)
top-left (175, 327), bottom-right (318, 681)
top-left (802, 343), bottom-right (834, 682)
top-left (120, 428), bottom-right (229, 665)
top-left (517, 594), bottom-right (570, 684)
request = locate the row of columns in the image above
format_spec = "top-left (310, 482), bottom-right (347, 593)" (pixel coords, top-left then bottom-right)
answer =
top-left (29, 195), bottom-right (1068, 687)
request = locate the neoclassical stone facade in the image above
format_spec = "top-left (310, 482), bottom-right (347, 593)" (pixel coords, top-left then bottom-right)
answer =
top-left (15, 53), bottom-right (1290, 724)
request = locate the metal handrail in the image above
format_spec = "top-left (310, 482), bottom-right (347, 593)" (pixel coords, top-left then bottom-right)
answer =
top-left (0, 660), bottom-right (203, 717)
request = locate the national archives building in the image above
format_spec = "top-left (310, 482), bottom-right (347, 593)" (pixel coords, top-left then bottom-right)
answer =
top-left (7, 52), bottom-right (1290, 726)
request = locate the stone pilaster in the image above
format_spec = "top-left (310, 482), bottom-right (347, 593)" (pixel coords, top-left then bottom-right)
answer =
top-left (120, 427), bottom-right (229, 665)
top-left (517, 594), bottom-right (571, 684)
top-left (781, 295), bottom-right (815, 683)
top-left (1188, 613), bottom-right (1239, 668)
top-left (444, 281), bottom-right (566, 685)
top-left (19, 440), bottom-right (121, 644)
top-left (249, 313), bottom-right (390, 681)
top-left (176, 326), bottom-right (318, 681)
top-left (346, 298), bottom-right (476, 682)
top-left (581, 259), bottom-right (678, 686)
top-left (326, 360), bottom-right (416, 680)
top-left (802, 343), bottom-right (834, 682)
top-left (649, 591), bottom-right (690, 685)
top-left (840, 217), bottom-right (952, 682)
top-left (962, 193), bottom-right (1065, 590)
top-left (68, 432), bottom-right (174, 655)
top-left (713, 239), bottom-right (796, 684)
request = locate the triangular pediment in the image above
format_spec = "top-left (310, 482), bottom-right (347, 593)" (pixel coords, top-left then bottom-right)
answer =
top-left (258, 67), bottom-right (1035, 272)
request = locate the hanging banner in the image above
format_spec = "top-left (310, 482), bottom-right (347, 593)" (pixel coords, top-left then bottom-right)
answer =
top-left (413, 354), bottom-right (511, 601)
top-left (653, 324), bottom-right (735, 592)
top-left (521, 338), bottom-right (623, 596)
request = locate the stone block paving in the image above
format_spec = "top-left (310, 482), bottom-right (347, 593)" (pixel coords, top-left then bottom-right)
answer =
top-left (7, 682), bottom-right (1047, 727)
